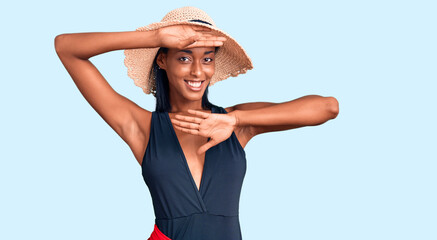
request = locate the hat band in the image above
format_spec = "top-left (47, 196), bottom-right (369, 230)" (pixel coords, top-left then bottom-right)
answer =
top-left (188, 19), bottom-right (213, 26)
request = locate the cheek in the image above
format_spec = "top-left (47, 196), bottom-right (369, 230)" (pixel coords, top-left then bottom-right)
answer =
top-left (166, 64), bottom-right (191, 78)
top-left (204, 65), bottom-right (215, 77)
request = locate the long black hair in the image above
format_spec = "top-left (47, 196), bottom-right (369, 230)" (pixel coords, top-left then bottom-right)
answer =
top-left (152, 47), bottom-right (217, 112)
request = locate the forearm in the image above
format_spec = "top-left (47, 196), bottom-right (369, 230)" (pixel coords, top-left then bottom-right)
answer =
top-left (54, 30), bottom-right (158, 59)
top-left (233, 95), bottom-right (339, 129)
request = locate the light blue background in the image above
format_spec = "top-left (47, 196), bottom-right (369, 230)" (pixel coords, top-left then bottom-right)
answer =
top-left (1, 0), bottom-right (436, 239)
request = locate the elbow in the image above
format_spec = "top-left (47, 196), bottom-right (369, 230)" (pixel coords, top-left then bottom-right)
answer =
top-left (54, 34), bottom-right (68, 56)
top-left (54, 34), bottom-right (63, 53)
top-left (325, 97), bottom-right (339, 119)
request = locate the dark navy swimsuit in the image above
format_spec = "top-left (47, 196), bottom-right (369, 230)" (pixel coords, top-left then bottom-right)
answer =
top-left (142, 105), bottom-right (247, 240)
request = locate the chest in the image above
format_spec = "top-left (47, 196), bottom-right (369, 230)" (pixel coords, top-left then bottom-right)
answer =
top-left (141, 111), bottom-right (248, 218)
top-left (142, 110), bottom-right (247, 195)
top-left (174, 130), bottom-right (209, 191)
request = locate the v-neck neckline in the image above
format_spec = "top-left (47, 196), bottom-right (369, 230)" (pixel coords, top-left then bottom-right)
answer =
top-left (165, 107), bottom-right (215, 193)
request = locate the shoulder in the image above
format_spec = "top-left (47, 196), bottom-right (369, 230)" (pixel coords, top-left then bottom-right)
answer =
top-left (122, 106), bottom-right (152, 147)
top-left (222, 105), bottom-right (252, 149)
top-left (128, 106), bottom-right (152, 129)
top-left (132, 108), bottom-right (153, 137)
top-left (224, 106), bottom-right (234, 113)
top-left (225, 102), bottom-right (278, 112)
top-left (223, 102), bottom-right (279, 148)
top-left (124, 107), bottom-right (153, 165)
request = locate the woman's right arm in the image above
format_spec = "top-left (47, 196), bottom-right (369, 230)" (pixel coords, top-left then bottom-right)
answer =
top-left (54, 30), bottom-right (160, 147)
top-left (54, 27), bottom-right (226, 161)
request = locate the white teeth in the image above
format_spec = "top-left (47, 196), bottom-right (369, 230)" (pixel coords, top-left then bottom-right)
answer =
top-left (187, 81), bottom-right (201, 87)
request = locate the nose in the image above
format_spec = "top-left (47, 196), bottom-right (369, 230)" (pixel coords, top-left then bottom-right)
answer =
top-left (190, 61), bottom-right (202, 78)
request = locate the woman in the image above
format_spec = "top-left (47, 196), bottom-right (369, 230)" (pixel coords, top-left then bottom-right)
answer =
top-left (55, 6), bottom-right (339, 240)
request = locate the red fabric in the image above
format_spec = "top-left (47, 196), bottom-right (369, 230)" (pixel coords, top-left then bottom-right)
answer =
top-left (148, 224), bottom-right (171, 240)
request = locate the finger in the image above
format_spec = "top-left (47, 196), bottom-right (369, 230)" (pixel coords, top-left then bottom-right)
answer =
top-left (185, 34), bottom-right (202, 44)
top-left (196, 33), bottom-right (227, 41)
top-left (185, 40), bottom-right (224, 49)
top-left (174, 125), bottom-right (199, 135)
top-left (198, 138), bottom-right (219, 155)
top-left (190, 25), bottom-right (213, 32)
top-left (175, 114), bottom-right (203, 124)
top-left (184, 35), bottom-right (226, 48)
top-left (187, 109), bottom-right (210, 118)
top-left (188, 25), bottom-right (211, 31)
top-left (171, 118), bottom-right (200, 129)
top-left (192, 36), bottom-right (227, 44)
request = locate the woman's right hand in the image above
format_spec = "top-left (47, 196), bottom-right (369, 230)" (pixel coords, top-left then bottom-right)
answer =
top-left (155, 25), bottom-right (227, 49)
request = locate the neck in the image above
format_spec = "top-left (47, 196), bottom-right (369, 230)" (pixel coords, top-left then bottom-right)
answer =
top-left (169, 93), bottom-right (205, 113)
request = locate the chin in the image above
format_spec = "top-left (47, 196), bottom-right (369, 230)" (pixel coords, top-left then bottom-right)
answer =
top-left (184, 91), bottom-right (205, 101)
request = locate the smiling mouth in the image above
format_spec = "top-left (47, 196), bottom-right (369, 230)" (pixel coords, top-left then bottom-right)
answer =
top-left (184, 80), bottom-right (205, 90)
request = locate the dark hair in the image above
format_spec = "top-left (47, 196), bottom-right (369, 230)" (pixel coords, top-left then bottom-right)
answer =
top-left (152, 47), bottom-right (217, 112)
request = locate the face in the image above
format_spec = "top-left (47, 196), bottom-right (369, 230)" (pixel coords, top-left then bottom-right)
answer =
top-left (157, 47), bottom-right (216, 101)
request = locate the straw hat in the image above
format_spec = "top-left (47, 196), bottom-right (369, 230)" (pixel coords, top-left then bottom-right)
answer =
top-left (123, 6), bottom-right (253, 96)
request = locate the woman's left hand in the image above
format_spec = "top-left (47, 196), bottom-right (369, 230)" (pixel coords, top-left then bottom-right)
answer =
top-left (170, 109), bottom-right (237, 155)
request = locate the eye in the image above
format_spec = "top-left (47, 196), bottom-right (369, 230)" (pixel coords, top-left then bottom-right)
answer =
top-left (204, 57), bottom-right (214, 63)
top-left (178, 56), bottom-right (191, 62)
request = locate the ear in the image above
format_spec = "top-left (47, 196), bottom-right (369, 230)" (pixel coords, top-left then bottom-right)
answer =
top-left (156, 52), bottom-right (167, 70)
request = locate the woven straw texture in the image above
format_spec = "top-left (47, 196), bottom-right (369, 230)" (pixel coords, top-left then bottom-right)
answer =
top-left (123, 6), bottom-right (253, 96)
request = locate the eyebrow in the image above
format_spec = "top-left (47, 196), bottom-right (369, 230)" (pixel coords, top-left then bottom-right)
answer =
top-left (179, 50), bottom-right (214, 55)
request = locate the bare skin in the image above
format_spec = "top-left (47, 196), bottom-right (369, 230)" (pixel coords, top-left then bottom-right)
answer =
top-left (55, 25), bottom-right (339, 191)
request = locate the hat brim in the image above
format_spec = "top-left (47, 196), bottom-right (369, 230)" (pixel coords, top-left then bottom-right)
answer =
top-left (124, 21), bottom-right (253, 95)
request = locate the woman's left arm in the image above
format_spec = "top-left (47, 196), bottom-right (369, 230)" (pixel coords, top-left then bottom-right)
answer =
top-left (230, 95), bottom-right (339, 137)
top-left (171, 95), bottom-right (339, 154)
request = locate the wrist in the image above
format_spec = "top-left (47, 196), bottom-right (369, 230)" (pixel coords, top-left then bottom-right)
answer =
top-left (230, 110), bottom-right (241, 128)
top-left (150, 29), bottom-right (161, 48)
top-left (139, 30), bottom-right (160, 48)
